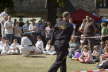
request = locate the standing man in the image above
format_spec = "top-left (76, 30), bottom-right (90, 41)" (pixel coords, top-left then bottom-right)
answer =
top-left (48, 12), bottom-right (73, 72)
top-left (81, 16), bottom-right (98, 51)
top-left (4, 16), bottom-right (14, 44)
top-left (0, 16), bottom-right (8, 37)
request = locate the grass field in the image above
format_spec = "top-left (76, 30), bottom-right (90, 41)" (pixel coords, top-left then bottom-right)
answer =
top-left (0, 55), bottom-right (97, 72)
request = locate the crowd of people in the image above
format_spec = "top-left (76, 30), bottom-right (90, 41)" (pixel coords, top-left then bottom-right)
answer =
top-left (0, 9), bottom-right (108, 69)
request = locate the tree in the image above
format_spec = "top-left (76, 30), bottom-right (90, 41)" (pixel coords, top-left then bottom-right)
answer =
top-left (47, 0), bottom-right (58, 26)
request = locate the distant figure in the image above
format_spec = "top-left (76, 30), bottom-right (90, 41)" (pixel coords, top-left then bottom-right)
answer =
top-left (79, 16), bottom-right (98, 51)
top-left (8, 39), bottom-right (20, 55)
top-left (101, 22), bottom-right (108, 43)
top-left (1, 39), bottom-right (10, 55)
top-left (92, 45), bottom-right (100, 62)
top-left (23, 20), bottom-right (30, 33)
top-left (97, 46), bottom-right (108, 69)
top-left (20, 34), bottom-right (34, 57)
top-left (4, 16), bottom-right (14, 44)
top-left (34, 36), bottom-right (44, 54)
top-left (0, 8), bottom-right (8, 17)
top-left (44, 40), bottom-right (56, 55)
top-left (79, 45), bottom-right (93, 63)
top-left (68, 36), bottom-right (79, 58)
top-left (0, 16), bottom-right (8, 37)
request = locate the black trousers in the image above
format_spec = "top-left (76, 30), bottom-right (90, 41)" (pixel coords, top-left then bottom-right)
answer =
top-left (48, 46), bottom-right (68, 72)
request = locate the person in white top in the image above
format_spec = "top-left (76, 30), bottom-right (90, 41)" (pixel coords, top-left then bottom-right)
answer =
top-left (1, 39), bottom-right (10, 55)
top-left (0, 8), bottom-right (8, 17)
top-left (23, 20), bottom-right (30, 33)
top-left (19, 34), bottom-right (34, 56)
top-left (29, 19), bottom-right (37, 33)
top-left (4, 16), bottom-right (14, 44)
top-left (0, 16), bottom-right (8, 37)
top-left (29, 19), bottom-right (37, 44)
top-left (8, 39), bottom-right (20, 55)
top-left (0, 38), bottom-right (6, 53)
top-left (44, 40), bottom-right (56, 55)
top-left (34, 36), bottom-right (44, 54)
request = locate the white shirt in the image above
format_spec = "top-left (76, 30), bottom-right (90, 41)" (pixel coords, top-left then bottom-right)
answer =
top-left (35, 40), bottom-right (44, 51)
top-left (0, 41), bottom-right (4, 50)
top-left (0, 20), bottom-right (7, 37)
top-left (10, 43), bottom-right (19, 49)
top-left (21, 37), bottom-right (32, 46)
top-left (29, 24), bottom-right (36, 32)
top-left (4, 20), bottom-right (14, 34)
top-left (0, 11), bottom-right (8, 17)
top-left (2, 43), bottom-right (10, 52)
top-left (23, 24), bottom-right (29, 32)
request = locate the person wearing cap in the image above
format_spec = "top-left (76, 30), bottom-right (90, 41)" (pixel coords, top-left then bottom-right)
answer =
top-left (48, 12), bottom-right (73, 72)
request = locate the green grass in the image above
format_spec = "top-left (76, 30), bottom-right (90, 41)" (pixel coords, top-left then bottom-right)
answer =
top-left (0, 55), bottom-right (97, 72)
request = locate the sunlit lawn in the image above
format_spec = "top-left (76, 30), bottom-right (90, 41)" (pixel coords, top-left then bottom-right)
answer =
top-left (0, 55), bottom-right (97, 72)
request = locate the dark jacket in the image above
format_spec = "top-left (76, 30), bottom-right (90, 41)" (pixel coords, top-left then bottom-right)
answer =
top-left (51, 20), bottom-right (73, 48)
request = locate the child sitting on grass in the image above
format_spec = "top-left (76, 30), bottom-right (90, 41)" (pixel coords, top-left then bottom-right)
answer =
top-left (1, 39), bottom-right (10, 55)
top-left (34, 36), bottom-right (44, 54)
top-left (79, 45), bottom-right (93, 63)
top-left (97, 46), bottom-right (108, 69)
top-left (100, 46), bottom-right (108, 62)
top-left (92, 45), bottom-right (100, 62)
top-left (68, 36), bottom-right (79, 58)
top-left (8, 39), bottom-right (20, 55)
top-left (44, 40), bottom-right (56, 55)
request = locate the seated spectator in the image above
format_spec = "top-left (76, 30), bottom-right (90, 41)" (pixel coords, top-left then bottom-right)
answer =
top-left (100, 46), bottom-right (108, 62)
top-left (68, 36), bottom-right (79, 58)
top-left (97, 46), bottom-right (108, 69)
top-left (92, 45), bottom-right (100, 62)
top-left (0, 38), bottom-right (6, 53)
top-left (79, 45), bottom-right (93, 63)
top-left (1, 39), bottom-right (10, 55)
top-left (34, 36), bottom-right (45, 54)
top-left (44, 40), bottom-right (56, 55)
top-left (19, 34), bottom-right (34, 57)
top-left (8, 39), bottom-right (20, 55)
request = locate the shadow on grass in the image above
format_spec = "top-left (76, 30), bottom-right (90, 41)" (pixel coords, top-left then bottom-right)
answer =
top-left (28, 55), bottom-right (47, 58)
